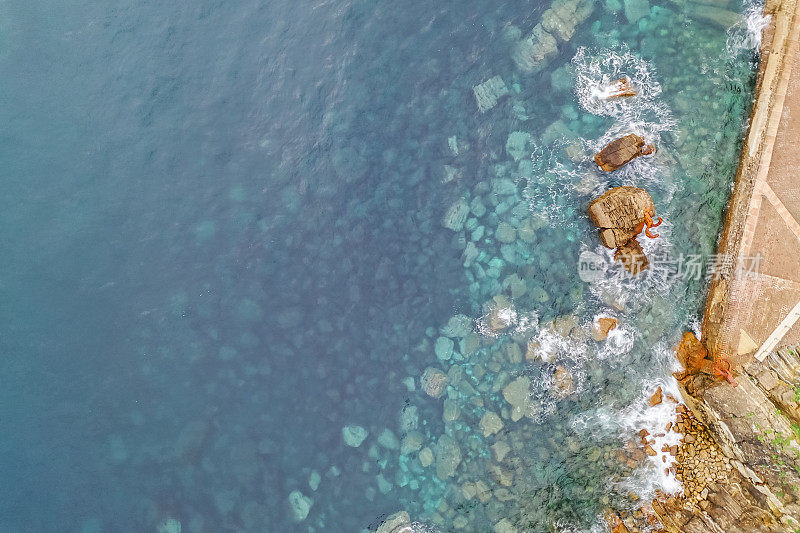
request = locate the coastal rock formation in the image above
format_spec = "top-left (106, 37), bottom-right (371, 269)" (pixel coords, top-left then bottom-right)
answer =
top-left (588, 186), bottom-right (662, 274)
top-left (675, 331), bottom-right (738, 387)
top-left (594, 134), bottom-right (655, 171)
top-left (588, 186), bottom-right (655, 242)
top-left (605, 77), bottom-right (637, 98)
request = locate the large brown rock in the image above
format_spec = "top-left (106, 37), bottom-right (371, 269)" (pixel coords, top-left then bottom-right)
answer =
top-left (588, 186), bottom-right (655, 247)
top-left (675, 331), bottom-right (709, 373)
top-left (594, 134), bottom-right (652, 171)
top-left (614, 238), bottom-right (649, 274)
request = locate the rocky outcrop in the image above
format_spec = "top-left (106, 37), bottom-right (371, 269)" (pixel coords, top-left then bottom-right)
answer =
top-left (594, 134), bottom-right (655, 171)
top-left (675, 332), bottom-right (738, 389)
top-left (593, 316), bottom-right (619, 341)
top-left (588, 186), bottom-right (655, 244)
top-left (588, 186), bottom-right (661, 274)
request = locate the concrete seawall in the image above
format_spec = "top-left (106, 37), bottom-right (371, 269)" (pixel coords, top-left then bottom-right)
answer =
top-left (703, 0), bottom-right (800, 366)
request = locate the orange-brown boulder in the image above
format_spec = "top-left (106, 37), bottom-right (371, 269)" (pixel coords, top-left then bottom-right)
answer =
top-left (593, 317), bottom-right (618, 341)
top-left (588, 186), bottom-right (655, 245)
top-left (649, 386), bottom-right (663, 406)
top-left (675, 332), bottom-right (708, 372)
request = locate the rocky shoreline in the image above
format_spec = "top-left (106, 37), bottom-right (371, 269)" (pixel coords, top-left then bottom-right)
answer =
top-left (640, 0), bottom-right (800, 530)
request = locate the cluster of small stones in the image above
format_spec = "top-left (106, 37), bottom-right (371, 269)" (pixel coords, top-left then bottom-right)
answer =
top-left (661, 404), bottom-right (731, 511)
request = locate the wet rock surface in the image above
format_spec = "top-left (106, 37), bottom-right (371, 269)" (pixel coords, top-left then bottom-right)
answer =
top-left (588, 186), bottom-right (660, 274)
top-left (594, 134), bottom-right (653, 171)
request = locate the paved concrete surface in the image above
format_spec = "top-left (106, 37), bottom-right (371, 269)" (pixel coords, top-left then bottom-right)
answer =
top-left (703, 0), bottom-right (800, 366)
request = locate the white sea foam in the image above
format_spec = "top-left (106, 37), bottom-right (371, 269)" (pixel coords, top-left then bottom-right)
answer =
top-left (727, 0), bottom-right (769, 54)
top-left (573, 47), bottom-right (667, 120)
top-left (572, 371), bottom-right (684, 501)
top-left (573, 47), bottom-right (676, 186)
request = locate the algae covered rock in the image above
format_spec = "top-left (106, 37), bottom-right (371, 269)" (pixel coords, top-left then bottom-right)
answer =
top-left (287, 490), bottom-right (313, 523)
top-left (442, 197), bottom-right (470, 231)
top-left (342, 425), bottom-right (369, 447)
top-left (506, 131), bottom-right (532, 162)
top-left (434, 434), bottom-right (462, 479)
top-left (480, 411), bottom-right (504, 437)
top-left (473, 75), bottom-right (510, 113)
top-left (511, 24), bottom-right (558, 73)
top-left (421, 367), bottom-right (449, 398)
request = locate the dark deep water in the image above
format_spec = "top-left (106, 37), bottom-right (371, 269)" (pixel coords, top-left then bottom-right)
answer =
top-left (0, 0), bottom-right (759, 530)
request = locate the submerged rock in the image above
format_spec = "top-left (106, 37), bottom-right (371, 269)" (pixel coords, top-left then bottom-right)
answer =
top-left (342, 425), bottom-right (369, 447)
top-left (419, 446), bottom-right (434, 467)
top-left (542, 0), bottom-right (594, 41)
top-left (421, 367), bottom-right (449, 398)
top-left (685, 3), bottom-right (740, 28)
top-left (503, 376), bottom-right (533, 422)
top-left (443, 198), bottom-right (470, 232)
top-left (480, 411), bottom-right (504, 437)
top-left (435, 336), bottom-right (455, 361)
top-left (378, 429), bottom-right (400, 450)
top-left (506, 131), bottom-right (532, 162)
top-left (440, 314), bottom-right (473, 339)
top-left (157, 519), bottom-right (181, 533)
top-left (551, 366), bottom-right (576, 398)
top-left (511, 24), bottom-right (558, 74)
top-left (473, 76), bottom-right (510, 113)
top-left (623, 0), bottom-right (650, 23)
top-left (434, 434), bottom-right (462, 479)
top-left (287, 490), bottom-right (313, 523)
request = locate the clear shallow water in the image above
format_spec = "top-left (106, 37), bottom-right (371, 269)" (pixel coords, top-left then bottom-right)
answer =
top-left (0, 0), bottom-right (759, 531)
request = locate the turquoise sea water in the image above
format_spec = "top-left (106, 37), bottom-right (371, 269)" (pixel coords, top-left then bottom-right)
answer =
top-left (0, 0), bottom-right (760, 531)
